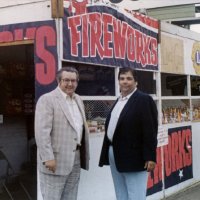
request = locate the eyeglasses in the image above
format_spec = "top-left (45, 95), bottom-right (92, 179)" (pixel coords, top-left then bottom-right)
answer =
top-left (61, 79), bottom-right (77, 84)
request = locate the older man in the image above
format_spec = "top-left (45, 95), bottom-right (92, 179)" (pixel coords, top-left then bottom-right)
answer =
top-left (35, 67), bottom-right (89, 200)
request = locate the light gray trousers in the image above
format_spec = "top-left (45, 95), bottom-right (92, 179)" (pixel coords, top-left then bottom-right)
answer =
top-left (40, 150), bottom-right (81, 200)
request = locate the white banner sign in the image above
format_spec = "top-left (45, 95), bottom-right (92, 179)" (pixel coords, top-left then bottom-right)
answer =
top-left (157, 126), bottom-right (168, 147)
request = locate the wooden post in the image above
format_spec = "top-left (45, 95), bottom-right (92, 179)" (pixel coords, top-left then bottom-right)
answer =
top-left (51, 0), bottom-right (64, 18)
top-left (58, 0), bottom-right (64, 18)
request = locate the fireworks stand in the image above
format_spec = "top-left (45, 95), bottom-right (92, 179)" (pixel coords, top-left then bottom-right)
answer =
top-left (1, 1), bottom-right (200, 199)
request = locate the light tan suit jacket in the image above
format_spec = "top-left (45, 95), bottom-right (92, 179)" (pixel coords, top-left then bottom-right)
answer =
top-left (35, 87), bottom-right (89, 175)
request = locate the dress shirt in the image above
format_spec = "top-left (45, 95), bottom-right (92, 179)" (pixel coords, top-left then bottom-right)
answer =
top-left (58, 87), bottom-right (83, 145)
top-left (107, 88), bottom-right (137, 142)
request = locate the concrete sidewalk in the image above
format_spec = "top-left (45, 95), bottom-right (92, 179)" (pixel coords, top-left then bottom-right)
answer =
top-left (164, 182), bottom-right (200, 200)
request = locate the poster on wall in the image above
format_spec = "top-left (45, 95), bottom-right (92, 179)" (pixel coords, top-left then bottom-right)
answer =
top-left (147, 125), bottom-right (192, 196)
top-left (160, 34), bottom-right (184, 74)
top-left (190, 41), bottom-right (200, 75)
top-left (63, 0), bottom-right (159, 70)
top-left (161, 33), bottom-right (200, 76)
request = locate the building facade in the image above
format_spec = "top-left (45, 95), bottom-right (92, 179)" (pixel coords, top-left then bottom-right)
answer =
top-left (0, 1), bottom-right (200, 199)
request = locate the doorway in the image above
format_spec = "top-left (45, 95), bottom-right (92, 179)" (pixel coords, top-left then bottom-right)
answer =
top-left (0, 44), bottom-right (36, 199)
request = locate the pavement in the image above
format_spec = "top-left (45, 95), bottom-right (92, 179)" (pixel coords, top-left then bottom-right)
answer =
top-left (164, 181), bottom-right (200, 200)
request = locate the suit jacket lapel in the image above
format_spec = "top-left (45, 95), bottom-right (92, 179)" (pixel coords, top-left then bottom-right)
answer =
top-left (105, 98), bottom-right (119, 131)
top-left (54, 88), bottom-right (77, 131)
top-left (115, 90), bottom-right (139, 129)
top-left (74, 95), bottom-right (86, 123)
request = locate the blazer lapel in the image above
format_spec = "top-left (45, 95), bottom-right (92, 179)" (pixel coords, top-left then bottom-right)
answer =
top-left (116, 90), bottom-right (139, 128)
top-left (105, 98), bottom-right (119, 131)
top-left (54, 88), bottom-right (77, 131)
top-left (74, 95), bottom-right (86, 122)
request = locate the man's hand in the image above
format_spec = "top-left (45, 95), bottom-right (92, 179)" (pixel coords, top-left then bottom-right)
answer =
top-left (144, 161), bottom-right (156, 172)
top-left (44, 159), bottom-right (56, 173)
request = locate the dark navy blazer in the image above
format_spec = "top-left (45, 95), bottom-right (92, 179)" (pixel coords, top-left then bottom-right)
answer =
top-left (99, 89), bottom-right (158, 172)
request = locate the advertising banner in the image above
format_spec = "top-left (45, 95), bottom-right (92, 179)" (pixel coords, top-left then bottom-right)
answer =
top-left (147, 125), bottom-right (193, 195)
top-left (164, 126), bottom-right (193, 189)
top-left (63, 1), bottom-right (159, 70)
top-left (0, 20), bottom-right (58, 100)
